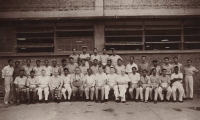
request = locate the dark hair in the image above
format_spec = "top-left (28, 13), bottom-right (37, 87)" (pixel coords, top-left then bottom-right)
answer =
top-left (164, 57), bottom-right (169, 60)
top-left (152, 60), bottom-right (158, 63)
top-left (102, 48), bottom-right (106, 51)
top-left (19, 70), bottom-right (24, 73)
top-left (44, 60), bottom-right (48, 62)
top-left (107, 60), bottom-right (111, 62)
top-left (162, 69), bottom-right (167, 72)
top-left (63, 68), bottom-right (69, 71)
top-left (141, 56), bottom-right (146, 58)
top-left (93, 48), bottom-right (97, 51)
top-left (117, 58), bottom-right (122, 61)
top-left (8, 59), bottom-right (13, 63)
top-left (142, 69), bottom-right (148, 72)
top-left (36, 60), bottom-right (40, 63)
top-left (174, 66), bottom-right (179, 69)
top-left (132, 67), bottom-right (137, 70)
top-left (30, 70), bottom-right (35, 74)
top-left (52, 60), bottom-right (57, 63)
top-left (26, 59), bottom-right (31, 62)
top-left (173, 57), bottom-right (178, 59)
top-left (69, 57), bottom-right (74, 60)
top-left (150, 68), bottom-right (156, 75)
top-left (61, 59), bottom-right (66, 63)
top-left (130, 56), bottom-right (134, 59)
top-left (187, 60), bottom-right (192, 63)
top-left (15, 61), bottom-right (20, 64)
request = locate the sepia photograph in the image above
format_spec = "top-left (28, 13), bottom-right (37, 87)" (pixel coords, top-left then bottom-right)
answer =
top-left (0, 0), bottom-right (199, 120)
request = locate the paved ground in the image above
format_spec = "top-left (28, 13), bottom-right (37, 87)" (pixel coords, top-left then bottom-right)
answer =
top-left (0, 96), bottom-right (200, 120)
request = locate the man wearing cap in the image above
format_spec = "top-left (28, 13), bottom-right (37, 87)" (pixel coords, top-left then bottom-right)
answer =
top-left (158, 69), bottom-right (172, 102)
top-left (162, 57), bottom-right (173, 77)
top-left (61, 68), bottom-right (72, 101)
top-left (52, 61), bottom-right (61, 76)
top-left (90, 48), bottom-right (101, 65)
top-left (79, 46), bottom-right (90, 68)
top-left (2, 59), bottom-right (14, 105)
top-left (105, 60), bottom-right (112, 74)
top-left (67, 57), bottom-right (78, 74)
top-left (100, 48), bottom-right (109, 67)
top-left (128, 67), bottom-right (140, 101)
top-left (171, 66), bottom-right (184, 103)
top-left (104, 67), bottom-right (119, 102)
top-left (126, 56), bottom-right (138, 76)
top-left (139, 69), bottom-right (151, 103)
top-left (95, 66), bottom-right (107, 103)
top-left (108, 49), bottom-right (122, 67)
top-left (23, 59), bottom-right (33, 78)
top-left (115, 59), bottom-right (125, 75)
top-left (150, 60), bottom-right (161, 76)
top-left (42, 60), bottom-right (52, 76)
top-left (79, 59), bottom-right (89, 76)
top-left (138, 56), bottom-right (149, 75)
top-left (70, 48), bottom-right (79, 64)
top-left (60, 59), bottom-right (68, 76)
top-left (90, 59), bottom-right (99, 75)
top-left (84, 69), bottom-right (95, 102)
top-left (33, 60), bottom-right (43, 77)
top-left (183, 60), bottom-right (198, 100)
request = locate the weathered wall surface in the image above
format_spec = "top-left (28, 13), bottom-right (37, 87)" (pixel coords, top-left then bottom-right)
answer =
top-left (0, 53), bottom-right (200, 89)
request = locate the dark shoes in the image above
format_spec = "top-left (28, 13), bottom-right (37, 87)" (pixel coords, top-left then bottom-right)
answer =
top-left (45, 100), bottom-right (48, 103)
top-left (95, 100), bottom-right (98, 103)
top-left (154, 101), bottom-right (157, 104)
top-left (104, 99), bottom-right (108, 102)
top-left (100, 100), bottom-right (104, 103)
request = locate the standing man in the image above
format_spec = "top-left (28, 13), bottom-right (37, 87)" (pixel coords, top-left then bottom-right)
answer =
top-left (105, 60), bottom-right (112, 74)
top-left (150, 60), bottom-right (161, 76)
top-left (60, 59), bottom-right (68, 76)
top-left (115, 59), bottom-right (125, 75)
top-left (109, 49), bottom-right (122, 67)
top-left (171, 66), bottom-right (184, 102)
top-left (183, 60), bottom-right (198, 100)
top-left (67, 57), bottom-right (78, 74)
top-left (149, 68), bottom-right (160, 104)
top-left (14, 70), bottom-right (28, 105)
top-left (38, 70), bottom-right (50, 103)
top-left (139, 70), bottom-right (151, 103)
top-left (42, 60), bottom-right (52, 76)
top-left (126, 56), bottom-right (138, 76)
top-left (162, 57), bottom-right (173, 77)
top-left (116, 69), bottom-right (130, 103)
top-left (158, 69), bottom-right (172, 102)
top-left (172, 57), bottom-right (183, 73)
top-left (128, 67), bottom-right (140, 101)
top-left (84, 69), bottom-right (95, 102)
top-left (23, 59), bottom-right (33, 77)
top-left (52, 60), bottom-right (61, 76)
top-left (100, 48), bottom-right (109, 67)
top-left (49, 71), bottom-right (63, 103)
top-left (33, 60), bottom-right (43, 77)
top-left (61, 68), bottom-right (72, 101)
top-left (71, 67), bottom-right (85, 101)
top-left (2, 59), bottom-right (14, 105)
top-left (79, 59), bottom-right (89, 76)
top-left (104, 67), bottom-right (119, 102)
top-left (79, 46), bottom-right (90, 68)
top-left (90, 59), bottom-right (99, 75)
top-left (138, 56), bottom-right (149, 74)
top-left (95, 66), bottom-right (107, 103)
top-left (70, 48), bottom-right (79, 64)
top-left (90, 48), bottom-right (101, 65)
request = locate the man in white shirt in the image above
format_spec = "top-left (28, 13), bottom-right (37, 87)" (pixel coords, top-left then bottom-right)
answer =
top-left (84, 69), bottom-right (95, 102)
top-left (126, 56), bottom-right (138, 75)
top-left (171, 66), bottom-right (184, 103)
top-left (61, 68), bottom-right (72, 101)
top-left (90, 48), bottom-right (101, 65)
top-left (49, 71), bottom-right (63, 103)
top-left (23, 59), bottom-right (33, 77)
top-left (150, 60), bottom-right (161, 76)
top-left (14, 70), bottom-right (28, 105)
top-left (162, 57), bottom-right (173, 77)
top-left (138, 56), bottom-right (149, 75)
top-left (128, 67), bottom-right (140, 101)
top-left (70, 48), bottom-right (79, 64)
top-left (116, 68), bottom-right (130, 103)
top-left (105, 59), bottom-right (112, 74)
top-left (172, 57), bottom-right (183, 73)
top-left (90, 59), bottom-right (99, 75)
top-left (100, 48), bottom-right (109, 67)
top-left (42, 60), bottom-right (52, 76)
top-left (104, 67), bottom-right (119, 102)
top-left (38, 70), bottom-right (50, 103)
top-left (79, 59), bottom-right (89, 76)
top-left (67, 57), bottom-right (78, 74)
top-left (60, 59), bottom-right (68, 76)
top-left (109, 49), bottom-right (122, 67)
top-left (79, 46), bottom-right (90, 68)
top-left (52, 61), bottom-right (61, 76)
top-left (2, 59), bottom-right (14, 105)
top-left (95, 66), bottom-right (107, 103)
top-left (115, 59), bottom-right (125, 75)
top-left (33, 60), bottom-right (43, 77)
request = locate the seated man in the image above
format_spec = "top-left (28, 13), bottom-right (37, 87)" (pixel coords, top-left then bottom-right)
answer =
top-left (49, 71), bottom-right (63, 103)
top-left (84, 69), bottom-right (95, 102)
top-left (128, 67), bottom-right (140, 101)
top-left (171, 66), bottom-right (184, 103)
top-left (61, 68), bottom-right (72, 101)
top-left (116, 68), bottom-right (130, 103)
top-left (26, 71), bottom-right (38, 104)
top-left (38, 70), bottom-right (50, 103)
top-left (14, 70), bottom-right (28, 105)
top-left (95, 66), bottom-right (107, 103)
top-left (139, 70), bottom-right (151, 103)
top-left (149, 68), bottom-right (160, 104)
top-left (104, 67), bottom-right (118, 102)
top-left (71, 67), bottom-right (85, 101)
top-left (158, 69), bottom-right (172, 102)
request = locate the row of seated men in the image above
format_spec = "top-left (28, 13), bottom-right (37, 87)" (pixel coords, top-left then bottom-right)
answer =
top-left (2, 48), bottom-right (198, 105)
top-left (12, 65), bottom-right (187, 105)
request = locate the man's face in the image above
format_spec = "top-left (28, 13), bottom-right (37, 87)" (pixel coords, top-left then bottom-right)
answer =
top-left (54, 71), bottom-right (59, 77)
top-left (117, 60), bottom-right (122, 65)
top-left (30, 72), bottom-right (34, 77)
top-left (103, 49), bottom-right (106, 54)
top-left (9, 61), bottom-right (13, 67)
top-left (121, 69), bottom-right (125, 75)
top-left (88, 69), bottom-right (92, 75)
top-left (83, 48), bottom-right (87, 53)
top-left (41, 71), bottom-right (46, 76)
top-left (64, 70), bottom-right (69, 75)
top-left (44, 61), bottom-right (49, 66)
top-left (153, 62), bottom-right (157, 66)
top-left (62, 61), bottom-right (67, 66)
top-left (52, 61), bottom-right (57, 66)
top-left (165, 59), bottom-right (169, 64)
top-left (19, 71), bottom-right (24, 77)
top-left (70, 59), bottom-right (74, 63)
top-left (73, 50), bottom-right (76, 54)
top-left (110, 68), bottom-right (115, 74)
top-left (130, 57), bottom-right (134, 63)
top-left (94, 49), bottom-right (97, 54)
top-left (132, 68), bottom-right (136, 73)
top-left (26, 60), bottom-right (31, 65)
top-left (107, 61), bottom-right (111, 66)
top-left (162, 70), bottom-right (167, 76)
top-left (112, 50), bottom-right (116, 55)
top-left (141, 57), bottom-right (146, 62)
top-left (187, 61), bottom-right (192, 66)
top-left (98, 67), bottom-right (103, 73)
top-left (15, 62), bottom-right (20, 67)
top-left (93, 60), bottom-right (98, 65)
top-left (142, 71), bottom-right (147, 76)
top-left (82, 60), bottom-right (86, 65)
top-left (174, 68), bottom-right (179, 73)
top-left (152, 69), bottom-right (156, 75)
top-left (174, 58), bottom-right (178, 63)
top-left (36, 61), bottom-right (40, 66)
top-left (75, 68), bottom-right (80, 74)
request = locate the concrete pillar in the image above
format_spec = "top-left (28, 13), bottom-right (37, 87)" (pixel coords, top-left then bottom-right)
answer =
top-left (94, 22), bottom-right (105, 51)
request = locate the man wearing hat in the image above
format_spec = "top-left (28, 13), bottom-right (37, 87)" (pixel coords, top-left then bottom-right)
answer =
top-left (108, 49), bottom-right (122, 67)
top-left (70, 48), bottom-right (79, 64)
top-left (79, 46), bottom-right (90, 68)
top-left (67, 57), bottom-right (78, 74)
top-left (100, 48), bottom-right (109, 67)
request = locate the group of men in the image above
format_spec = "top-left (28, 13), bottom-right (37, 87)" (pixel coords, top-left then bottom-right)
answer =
top-left (1, 47), bottom-right (198, 105)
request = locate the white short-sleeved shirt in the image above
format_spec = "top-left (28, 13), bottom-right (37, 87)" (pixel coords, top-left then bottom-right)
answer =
top-left (116, 74), bottom-right (130, 85)
top-left (80, 65), bottom-right (89, 76)
top-left (14, 76), bottom-right (27, 86)
top-left (2, 65), bottom-right (14, 78)
top-left (49, 76), bottom-right (62, 88)
top-left (79, 53), bottom-right (90, 59)
top-left (38, 76), bottom-right (50, 88)
top-left (27, 77), bottom-right (38, 88)
top-left (115, 65), bottom-right (125, 75)
top-left (60, 65), bottom-right (68, 76)
top-left (70, 54), bottom-right (79, 63)
top-left (109, 55), bottom-right (122, 67)
top-left (162, 64), bottom-right (173, 75)
top-left (107, 73), bottom-right (118, 86)
top-left (95, 73), bottom-right (107, 87)
top-left (150, 66), bottom-right (161, 76)
top-left (42, 66), bottom-right (52, 76)
top-left (128, 73), bottom-right (140, 84)
top-left (90, 54), bottom-right (101, 62)
top-left (62, 74), bottom-right (72, 87)
top-left (67, 63), bottom-right (78, 74)
top-left (172, 63), bottom-right (182, 73)
top-left (85, 74), bottom-right (96, 86)
top-left (126, 63), bottom-right (138, 74)
top-left (23, 65), bottom-right (33, 76)
top-left (171, 73), bottom-right (183, 86)
top-left (105, 66), bottom-right (111, 74)
top-left (184, 66), bottom-right (198, 76)
top-left (100, 54), bottom-right (109, 66)
top-left (52, 66), bottom-right (61, 75)
top-left (90, 65), bottom-right (99, 75)
top-left (33, 66), bottom-right (43, 76)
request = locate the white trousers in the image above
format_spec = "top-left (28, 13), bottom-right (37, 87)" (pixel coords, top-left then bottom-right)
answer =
top-left (117, 85), bottom-right (128, 102)
top-left (149, 87), bottom-right (158, 101)
top-left (38, 87), bottom-right (49, 100)
top-left (104, 85), bottom-right (118, 100)
top-left (172, 84), bottom-right (184, 101)
top-left (158, 86), bottom-right (172, 100)
top-left (139, 87), bottom-right (150, 101)
top-left (185, 75), bottom-right (194, 98)
top-left (61, 86), bottom-right (72, 99)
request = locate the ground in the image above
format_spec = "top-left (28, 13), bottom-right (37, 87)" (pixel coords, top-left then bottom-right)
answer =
top-left (0, 96), bottom-right (200, 120)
